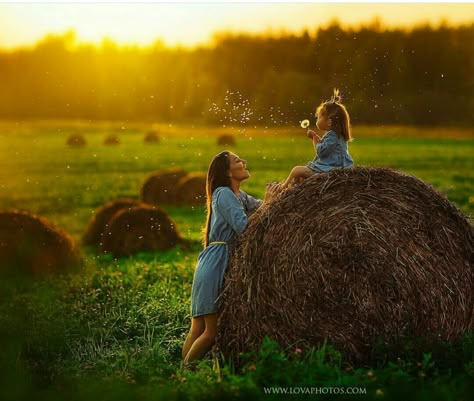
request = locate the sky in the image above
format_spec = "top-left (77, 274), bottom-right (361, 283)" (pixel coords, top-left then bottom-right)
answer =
top-left (0, 1), bottom-right (473, 49)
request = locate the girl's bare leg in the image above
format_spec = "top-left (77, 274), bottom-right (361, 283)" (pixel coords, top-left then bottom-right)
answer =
top-left (281, 166), bottom-right (314, 189)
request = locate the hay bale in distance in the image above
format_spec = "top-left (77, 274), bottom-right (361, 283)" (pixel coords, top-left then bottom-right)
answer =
top-left (67, 133), bottom-right (87, 147)
top-left (104, 135), bottom-right (120, 145)
top-left (216, 167), bottom-right (474, 363)
top-left (0, 210), bottom-right (82, 277)
top-left (144, 130), bottom-right (160, 143)
top-left (175, 173), bottom-right (207, 206)
top-left (99, 204), bottom-right (182, 257)
top-left (140, 169), bottom-right (188, 206)
top-left (217, 134), bottom-right (236, 146)
top-left (83, 198), bottom-right (140, 246)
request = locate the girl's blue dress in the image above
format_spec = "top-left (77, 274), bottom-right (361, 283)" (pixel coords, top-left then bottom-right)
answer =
top-left (307, 129), bottom-right (354, 172)
top-left (191, 186), bottom-right (262, 317)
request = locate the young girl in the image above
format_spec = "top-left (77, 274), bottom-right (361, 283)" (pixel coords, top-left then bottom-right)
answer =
top-left (280, 90), bottom-right (354, 189)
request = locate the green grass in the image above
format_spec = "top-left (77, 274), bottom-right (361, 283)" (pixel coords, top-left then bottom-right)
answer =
top-left (0, 122), bottom-right (473, 400)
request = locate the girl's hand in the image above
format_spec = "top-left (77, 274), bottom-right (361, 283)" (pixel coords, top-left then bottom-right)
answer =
top-left (306, 129), bottom-right (316, 138)
top-left (311, 131), bottom-right (322, 143)
top-left (307, 130), bottom-right (321, 142)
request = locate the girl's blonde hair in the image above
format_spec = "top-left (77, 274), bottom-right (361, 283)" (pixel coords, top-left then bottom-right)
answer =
top-left (316, 89), bottom-right (352, 142)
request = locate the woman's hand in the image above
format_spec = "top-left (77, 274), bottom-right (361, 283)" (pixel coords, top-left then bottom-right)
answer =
top-left (264, 182), bottom-right (280, 202)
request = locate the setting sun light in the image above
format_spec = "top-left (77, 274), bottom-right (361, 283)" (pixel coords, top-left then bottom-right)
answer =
top-left (0, 2), bottom-right (473, 50)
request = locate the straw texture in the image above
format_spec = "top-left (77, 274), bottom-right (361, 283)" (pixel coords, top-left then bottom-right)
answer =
top-left (216, 167), bottom-right (473, 363)
top-left (0, 210), bottom-right (82, 276)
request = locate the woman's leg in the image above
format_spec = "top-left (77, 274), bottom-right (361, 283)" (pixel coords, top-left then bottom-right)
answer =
top-left (183, 313), bottom-right (218, 363)
top-left (182, 316), bottom-right (205, 360)
top-left (281, 166), bottom-right (314, 189)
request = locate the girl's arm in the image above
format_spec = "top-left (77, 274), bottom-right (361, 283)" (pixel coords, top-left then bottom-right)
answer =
top-left (316, 131), bottom-right (338, 157)
top-left (312, 134), bottom-right (319, 153)
top-left (307, 130), bottom-right (322, 153)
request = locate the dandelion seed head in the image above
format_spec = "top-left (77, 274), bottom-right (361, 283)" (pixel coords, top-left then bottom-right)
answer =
top-left (300, 119), bottom-right (310, 128)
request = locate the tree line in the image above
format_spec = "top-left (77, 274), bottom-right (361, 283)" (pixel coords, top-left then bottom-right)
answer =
top-left (0, 22), bottom-right (472, 126)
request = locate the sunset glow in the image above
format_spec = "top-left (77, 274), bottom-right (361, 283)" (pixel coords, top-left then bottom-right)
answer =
top-left (0, 2), bottom-right (473, 49)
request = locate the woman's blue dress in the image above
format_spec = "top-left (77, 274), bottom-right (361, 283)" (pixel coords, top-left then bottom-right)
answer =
top-left (191, 186), bottom-right (262, 317)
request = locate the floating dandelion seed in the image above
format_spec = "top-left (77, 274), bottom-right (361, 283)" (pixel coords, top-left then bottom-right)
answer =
top-left (300, 119), bottom-right (310, 128)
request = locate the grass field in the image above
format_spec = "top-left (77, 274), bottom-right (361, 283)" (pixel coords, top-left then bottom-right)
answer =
top-left (0, 121), bottom-right (473, 400)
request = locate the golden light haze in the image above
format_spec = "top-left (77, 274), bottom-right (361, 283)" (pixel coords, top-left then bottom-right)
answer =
top-left (0, 2), bottom-right (473, 49)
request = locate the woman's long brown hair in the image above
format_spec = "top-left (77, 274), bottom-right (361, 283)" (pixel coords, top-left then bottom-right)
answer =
top-left (203, 151), bottom-right (231, 247)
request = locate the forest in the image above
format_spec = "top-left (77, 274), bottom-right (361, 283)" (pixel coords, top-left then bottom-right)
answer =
top-left (0, 22), bottom-right (473, 126)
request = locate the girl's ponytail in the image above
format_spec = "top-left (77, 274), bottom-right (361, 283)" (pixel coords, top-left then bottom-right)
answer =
top-left (331, 88), bottom-right (341, 104)
top-left (317, 89), bottom-right (352, 142)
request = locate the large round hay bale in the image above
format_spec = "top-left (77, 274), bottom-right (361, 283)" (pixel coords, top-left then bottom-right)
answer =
top-left (99, 205), bottom-right (182, 257)
top-left (67, 133), bottom-right (86, 147)
top-left (175, 173), bottom-right (207, 206)
top-left (217, 167), bottom-right (474, 363)
top-left (83, 198), bottom-right (140, 246)
top-left (140, 169), bottom-right (188, 205)
top-left (104, 135), bottom-right (120, 145)
top-left (0, 211), bottom-right (82, 277)
top-left (217, 135), bottom-right (236, 146)
top-left (144, 130), bottom-right (160, 143)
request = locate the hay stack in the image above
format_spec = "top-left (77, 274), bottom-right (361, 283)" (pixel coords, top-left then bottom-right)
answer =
top-left (99, 204), bottom-right (182, 256)
top-left (140, 169), bottom-right (188, 205)
top-left (104, 135), bottom-right (120, 145)
top-left (0, 211), bottom-right (82, 277)
top-left (66, 133), bottom-right (86, 147)
top-left (144, 130), bottom-right (160, 143)
top-left (175, 173), bottom-right (207, 206)
top-left (217, 135), bottom-right (236, 146)
top-left (83, 198), bottom-right (140, 246)
top-left (216, 167), bottom-right (474, 363)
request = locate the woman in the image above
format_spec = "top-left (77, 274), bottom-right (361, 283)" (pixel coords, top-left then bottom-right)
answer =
top-left (181, 150), bottom-right (276, 364)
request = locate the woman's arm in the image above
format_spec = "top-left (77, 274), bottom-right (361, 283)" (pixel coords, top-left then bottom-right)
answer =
top-left (215, 188), bottom-right (248, 235)
top-left (240, 192), bottom-right (263, 215)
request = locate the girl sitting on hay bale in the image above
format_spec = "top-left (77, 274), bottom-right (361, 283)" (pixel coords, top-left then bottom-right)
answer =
top-left (280, 89), bottom-right (354, 189)
top-left (181, 151), bottom-right (277, 364)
